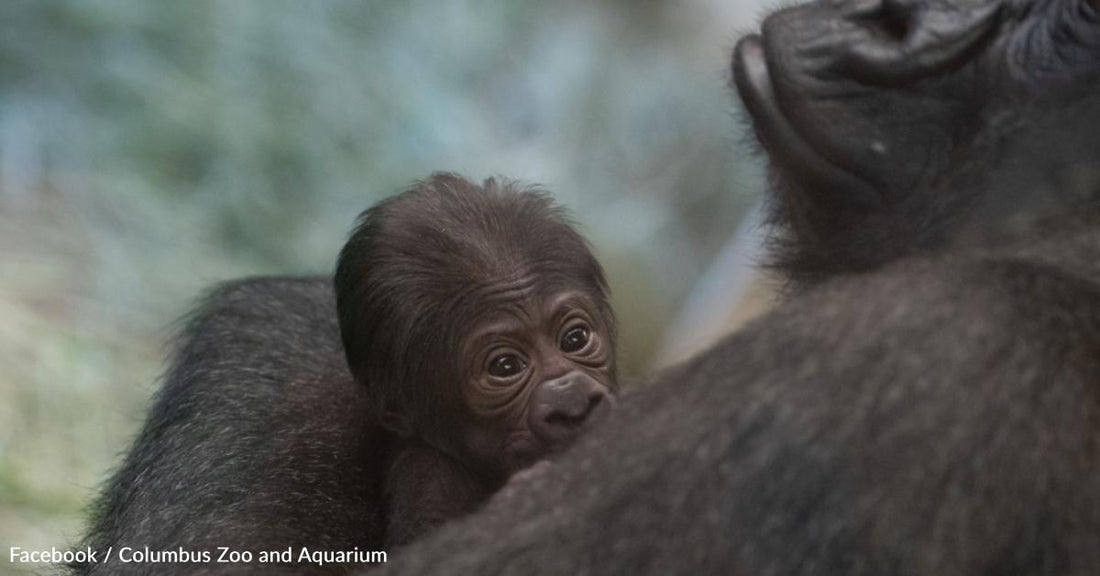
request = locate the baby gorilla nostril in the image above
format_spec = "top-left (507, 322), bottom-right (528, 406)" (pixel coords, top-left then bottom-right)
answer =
top-left (545, 393), bottom-right (604, 428)
top-left (544, 411), bottom-right (581, 428)
top-left (531, 375), bottom-right (610, 442)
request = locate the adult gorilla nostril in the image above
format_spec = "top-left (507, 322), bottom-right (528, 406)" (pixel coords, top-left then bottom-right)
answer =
top-left (863, 0), bottom-right (913, 41)
top-left (833, 0), bottom-right (1003, 85)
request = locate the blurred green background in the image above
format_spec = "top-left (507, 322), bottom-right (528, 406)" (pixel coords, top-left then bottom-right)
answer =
top-left (0, 1), bottom-right (771, 573)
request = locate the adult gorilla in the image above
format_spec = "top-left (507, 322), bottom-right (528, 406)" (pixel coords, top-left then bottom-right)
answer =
top-left (373, 1), bottom-right (1100, 575)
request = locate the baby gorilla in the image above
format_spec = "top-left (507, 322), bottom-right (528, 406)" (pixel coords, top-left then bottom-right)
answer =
top-left (335, 173), bottom-right (618, 547)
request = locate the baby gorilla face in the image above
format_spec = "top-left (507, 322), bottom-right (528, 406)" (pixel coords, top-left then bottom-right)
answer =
top-left (335, 173), bottom-right (618, 488)
top-left (459, 288), bottom-right (617, 477)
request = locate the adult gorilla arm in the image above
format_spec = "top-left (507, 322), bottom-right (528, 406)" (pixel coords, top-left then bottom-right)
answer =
top-left (373, 0), bottom-right (1100, 571)
top-left (76, 277), bottom-right (388, 576)
top-left (374, 224), bottom-right (1100, 576)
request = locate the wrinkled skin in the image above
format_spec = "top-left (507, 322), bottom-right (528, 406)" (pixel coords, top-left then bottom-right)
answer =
top-left (70, 175), bottom-right (619, 574)
top-left (456, 289), bottom-right (616, 477)
top-left (369, 2), bottom-right (1100, 575)
top-left (735, 0), bottom-right (1100, 282)
top-left (380, 273), bottom-right (617, 547)
top-left (69, 2), bottom-right (1100, 575)
top-left (334, 175), bottom-right (618, 500)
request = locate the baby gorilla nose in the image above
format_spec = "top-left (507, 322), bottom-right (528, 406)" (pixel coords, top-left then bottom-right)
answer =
top-left (530, 373), bottom-right (612, 443)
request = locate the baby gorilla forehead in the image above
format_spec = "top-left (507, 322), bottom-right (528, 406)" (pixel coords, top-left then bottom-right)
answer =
top-left (460, 287), bottom-right (602, 350)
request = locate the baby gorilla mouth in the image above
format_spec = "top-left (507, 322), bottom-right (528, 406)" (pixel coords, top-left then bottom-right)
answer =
top-left (733, 34), bottom-right (880, 209)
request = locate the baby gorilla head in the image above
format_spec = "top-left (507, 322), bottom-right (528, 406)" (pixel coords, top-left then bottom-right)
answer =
top-left (335, 172), bottom-right (617, 485)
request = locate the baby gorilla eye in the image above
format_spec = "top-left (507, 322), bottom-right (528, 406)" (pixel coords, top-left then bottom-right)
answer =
top-left (487, 353), bottom-right (527, 378)
top-left (560, 326), bottom-right (591, 353)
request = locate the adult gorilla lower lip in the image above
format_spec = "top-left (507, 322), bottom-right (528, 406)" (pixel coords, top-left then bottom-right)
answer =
top-left (733, 34), bottom-right (880, 210)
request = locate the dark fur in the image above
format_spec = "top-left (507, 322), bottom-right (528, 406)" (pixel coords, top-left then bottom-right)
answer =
top-left (739, 0), bottom-right (1100, 287)
top-left (334, 173), bottom-right (613, 455)
top-left (334, 174), bottom-right (616, 547)
top-left (73, 1), bottom-right (1100, 574)
top-left (369, 110), bottom-right (1100, 576)
top-left (72, 174), bottom-right (616, 573)
top-left (368, 2), bottom-right (1100, 574)
top-left (376, 242), bottom-right (1100, 576)
top-left (73, 277), bottom-right (385, 575)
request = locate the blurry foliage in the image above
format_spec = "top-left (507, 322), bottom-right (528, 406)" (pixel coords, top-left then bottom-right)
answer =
top-left (0, 0), bottom-right (762, 564)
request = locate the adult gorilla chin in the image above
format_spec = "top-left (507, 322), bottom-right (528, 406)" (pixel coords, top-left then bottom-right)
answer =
top-left (373, 1), bottom-right (1100, 575)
